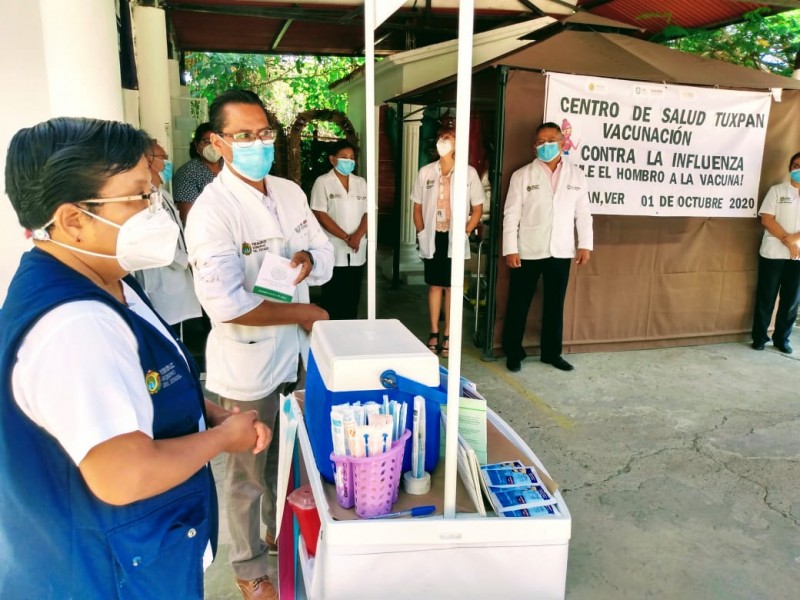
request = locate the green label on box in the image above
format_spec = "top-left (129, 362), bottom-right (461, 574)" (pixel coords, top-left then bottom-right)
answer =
top-left (253, 285), bottom-right (292, 303)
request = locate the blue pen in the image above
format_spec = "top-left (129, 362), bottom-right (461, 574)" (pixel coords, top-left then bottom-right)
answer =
top-left (367, 505), bottom-right (436, 519)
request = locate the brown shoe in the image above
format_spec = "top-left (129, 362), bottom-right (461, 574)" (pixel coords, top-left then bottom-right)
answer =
top-left (236, 576), bottom-right (278, 600)
top-left (264, 532), bottom-right (278, 556)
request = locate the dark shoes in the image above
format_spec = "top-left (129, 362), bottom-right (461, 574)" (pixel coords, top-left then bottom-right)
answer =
top-left (505, 351), bottom-right (527, 372)
top-left (774, 341), bottom-right (793, 354)
top-left (541, 356), bottom-right (574, 371)
top-left (752, 341), bottom-right (765, 351)
top-left (236, 576), bottom-right (278, 600)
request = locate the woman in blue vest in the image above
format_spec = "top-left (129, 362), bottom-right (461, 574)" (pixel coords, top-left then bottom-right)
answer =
top-left (0, 117), bottom-right (271, 599)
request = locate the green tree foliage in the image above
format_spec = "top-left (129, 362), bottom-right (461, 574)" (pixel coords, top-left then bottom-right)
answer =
top-left (185, 53), bottom-right (364, 127)
top-left (660, 8), bottom-right (800, 76)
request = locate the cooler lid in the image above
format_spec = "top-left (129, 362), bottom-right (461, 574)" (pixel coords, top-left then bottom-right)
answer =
top-left (309, 319), bottom-right (440, 391)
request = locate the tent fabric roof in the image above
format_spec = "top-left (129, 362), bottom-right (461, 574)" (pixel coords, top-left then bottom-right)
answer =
top-left (390, 29), bottom-right (800, 105)
top-left (492, 31), bottom-right (800, 90)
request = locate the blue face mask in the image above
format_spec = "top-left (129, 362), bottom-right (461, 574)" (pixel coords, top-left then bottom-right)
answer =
top-left (536, 142), bottom-right (561, 163)
top-left (791, 168), bottom-right (800, 183)
top-left (159, 159), bottom-right (173, 185)
top-left (231, 141), bottom-right (274, 181)
top-left (334, 158), bottom-right (355, 176)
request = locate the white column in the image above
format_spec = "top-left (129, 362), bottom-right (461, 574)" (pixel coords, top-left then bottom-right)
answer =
top-left (133, 5), bottom-right (172, 154)
top-left (40, 0), bottom-right (123, 120)
top-left (400, 104), bottom-right (423, 245)
top-left (0, 0), bottom-right (124, 303)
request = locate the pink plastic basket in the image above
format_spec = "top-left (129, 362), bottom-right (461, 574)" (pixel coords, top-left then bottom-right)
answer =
top-left (330, 430), bottom-right (411, 518)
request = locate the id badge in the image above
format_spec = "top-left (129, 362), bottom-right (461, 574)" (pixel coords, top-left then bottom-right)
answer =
top-left (436, 208), bottom-right (446, 223)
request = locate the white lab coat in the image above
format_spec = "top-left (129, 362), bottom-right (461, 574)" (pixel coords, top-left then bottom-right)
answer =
top-left (758, 182), bottom-right (800, 260)
top-left (309, 169), bottom-right (367, 267)
top-left (185, 167), bottom-right (333, 400)
top-left (411, 161), bottom-right (484, 260)
top-left (134, 189), bottom-right (202, 325)
top-left (502, 157), bottom-right (593, 259)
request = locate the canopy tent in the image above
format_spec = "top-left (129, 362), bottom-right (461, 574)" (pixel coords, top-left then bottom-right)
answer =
top-left (390, 26), bottom-right (800, 357)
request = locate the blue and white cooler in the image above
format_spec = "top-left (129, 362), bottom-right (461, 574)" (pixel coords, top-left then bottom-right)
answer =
top-left (304, 319), bottom-right (443, 484)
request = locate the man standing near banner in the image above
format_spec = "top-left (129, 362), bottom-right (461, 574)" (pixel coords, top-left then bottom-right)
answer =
top-left (502, 121), bottom-right (593, 373)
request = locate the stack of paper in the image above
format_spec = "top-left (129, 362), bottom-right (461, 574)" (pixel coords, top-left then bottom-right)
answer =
top-left (479, 461), bottom-right (561, 518)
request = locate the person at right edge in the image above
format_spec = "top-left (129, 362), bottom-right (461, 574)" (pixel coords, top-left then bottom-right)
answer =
top-left (502, 121), bottom-right (593, 373)
top-left (751, 150), bottom-right (800, 354)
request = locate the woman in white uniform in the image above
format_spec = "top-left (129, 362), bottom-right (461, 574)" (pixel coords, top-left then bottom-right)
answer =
top-left (751, 150), bottom-right (800, 353)
top-left (411, 123), bottom-right (484, 357)
top-left (310, 139), bottom-right (367, 320)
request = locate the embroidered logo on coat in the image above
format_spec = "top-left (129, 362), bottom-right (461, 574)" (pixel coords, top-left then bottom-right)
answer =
top-left (242, 242), bottom-right (252, 256)
top-left (567, 184), bottom-right (580, 191)
top-left (295, 219), bottom-right (309, 234)
top-left (527, 185), bottom-right (540, 192)
top-left (145, 370), bottom-right (161, 394)
top-left (425, 179), bottom-right (435, 190)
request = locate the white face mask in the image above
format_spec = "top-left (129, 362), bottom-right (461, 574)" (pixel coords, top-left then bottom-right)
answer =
top-left (436, 139), bottom-right (453, 157)
top-left (33, 204), bottom-right (179, 272)
top-left (202, 144), bottom-right (221, 163)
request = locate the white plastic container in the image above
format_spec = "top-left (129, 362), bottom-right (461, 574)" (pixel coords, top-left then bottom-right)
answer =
top-left (289, 394), bottom-right (572, 600)
top-left (309, 318), bottom-right (440, 391)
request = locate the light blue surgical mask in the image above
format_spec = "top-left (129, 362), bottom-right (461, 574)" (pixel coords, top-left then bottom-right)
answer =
top-left (230, 140), bottom-right (274, 181)
top-left (536, 142), bottom-right (561, 163)
top-left (334, 158), bottom-right (355, 176)
top-left (791, 168), bottom-right (800, 183)
top-left (159, 159), bottom-right (173, 185)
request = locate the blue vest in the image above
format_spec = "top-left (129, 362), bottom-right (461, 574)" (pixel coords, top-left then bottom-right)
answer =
top-left (0, 249), bottom-right (218, 599)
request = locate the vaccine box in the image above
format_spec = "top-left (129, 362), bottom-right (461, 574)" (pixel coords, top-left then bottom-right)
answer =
top-left (305, 319), bottom-right (442, 483)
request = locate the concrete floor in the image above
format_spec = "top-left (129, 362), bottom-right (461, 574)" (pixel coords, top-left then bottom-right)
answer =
top-left (203, 276), bottom-right (800, 599)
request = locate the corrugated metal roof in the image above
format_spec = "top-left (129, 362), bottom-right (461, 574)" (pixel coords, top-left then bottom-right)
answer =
top-left (164, 1), bottom-right (795, 55)
top-left (577, 0), bottom-right (780, 35)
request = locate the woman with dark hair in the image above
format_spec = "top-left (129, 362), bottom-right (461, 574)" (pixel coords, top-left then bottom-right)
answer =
top-left (173, 121), bottom-right (223, 223)
top-left (0, 117), bottom-right (270, 599)
top-left (310, 138), bottom-right (367, 319)
top-left (411, 123), bottom-right (484, 357)
top-left (751, 150), bottom-right (800, 354)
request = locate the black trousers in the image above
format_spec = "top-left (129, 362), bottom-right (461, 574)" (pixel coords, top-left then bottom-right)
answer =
top-left (751, 256), bottom-right (800, 346)
top-left (320, 264), bottom-right (364, 320)
top-left (502, 257), bottom-right (571, 362)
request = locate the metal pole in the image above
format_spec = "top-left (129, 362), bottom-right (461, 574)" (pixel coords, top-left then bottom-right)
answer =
top-left (482, 66), bottom-right (509, 361)
top-left (443, 0), bottom-right (475, 519)
top-left (364, 0), bottom-right (377, 319)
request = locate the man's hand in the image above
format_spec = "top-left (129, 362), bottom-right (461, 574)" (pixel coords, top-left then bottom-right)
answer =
top-left (347, 232), bottom-right (363, 252)
top-left (290, 250), bottom-right (314, 285)
top-left (785, 237), bottom-right (800, 259)
top-left (298, 303), bottom-right (329, 332)
top-left (505, 253), bottom-right (521, 268)
top-left (576, 249), bottom-right (591, 265)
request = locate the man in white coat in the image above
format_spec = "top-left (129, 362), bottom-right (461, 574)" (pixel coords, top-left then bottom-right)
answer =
top-left (502, 122), bottom-right (593, 373)
top-left (185, 90), bottom-right (332, 600)
top-left (134, 139), bottom-right (202, 335)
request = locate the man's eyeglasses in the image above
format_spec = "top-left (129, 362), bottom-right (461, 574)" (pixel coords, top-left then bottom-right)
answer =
top-left (217, 129), bottom-right (276, 147)
top-left (82, 188), bottom-right (164, 214)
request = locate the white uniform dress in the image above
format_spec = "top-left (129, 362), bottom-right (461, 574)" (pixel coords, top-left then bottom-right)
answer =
top-left (411, 161), bottom-right (484, 260)
top-left (309, 168), bottom-right (367, 319)
top-left (310, 168), bottom-right (367, 267)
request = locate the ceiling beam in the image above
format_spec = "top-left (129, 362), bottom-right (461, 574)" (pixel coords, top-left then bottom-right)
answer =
top-left (270, 19), bottom-right (293, 51)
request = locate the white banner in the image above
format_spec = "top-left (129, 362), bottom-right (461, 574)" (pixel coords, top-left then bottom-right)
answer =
top-left (544, 73), bottom-right (772, 217)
